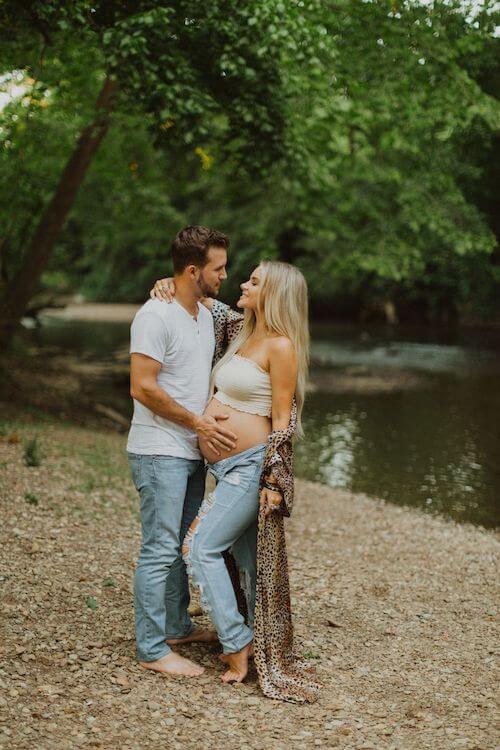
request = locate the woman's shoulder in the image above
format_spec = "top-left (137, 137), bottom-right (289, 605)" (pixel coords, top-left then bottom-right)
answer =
top-left (267, 335), bottom-right (295, 356)
top-left (266, 336), bottom-right (297, 373)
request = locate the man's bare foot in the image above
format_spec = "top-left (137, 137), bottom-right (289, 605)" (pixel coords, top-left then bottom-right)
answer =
top-left (166, 627), bottom-right (219, 646)
top-left (219, 642), bottom-right (252, 683)
top-left (140, 652), bottom-right (204, 677)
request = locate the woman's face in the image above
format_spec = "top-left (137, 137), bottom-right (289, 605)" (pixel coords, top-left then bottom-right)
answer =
top-left (237, 265), bottom-right (262, 311)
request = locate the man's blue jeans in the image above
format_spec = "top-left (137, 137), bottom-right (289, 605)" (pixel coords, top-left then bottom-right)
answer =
top-left (128, 453), bottom-right (205, 663)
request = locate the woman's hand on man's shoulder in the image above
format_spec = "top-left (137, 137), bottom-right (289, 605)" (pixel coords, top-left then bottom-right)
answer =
top-left (150, 277), bottom-right (175, 302)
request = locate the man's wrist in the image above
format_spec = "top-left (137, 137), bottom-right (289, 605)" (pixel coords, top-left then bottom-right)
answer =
top-left (187, 412), bottom-right (201, 432)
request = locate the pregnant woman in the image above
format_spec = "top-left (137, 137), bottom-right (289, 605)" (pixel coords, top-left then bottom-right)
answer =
top-left (151, 261), bottom-right (320, 702)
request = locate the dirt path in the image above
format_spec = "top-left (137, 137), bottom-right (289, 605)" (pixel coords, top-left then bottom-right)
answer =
top-left (0, 421), bottom-right (498, 750)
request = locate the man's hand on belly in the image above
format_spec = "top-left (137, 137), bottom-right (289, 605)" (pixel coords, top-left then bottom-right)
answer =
top-left (193, 413), bottom-right (237, 456)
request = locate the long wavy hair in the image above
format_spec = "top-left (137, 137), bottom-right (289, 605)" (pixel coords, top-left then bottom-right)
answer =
top-left (210, 260), bottom-right (310, 438)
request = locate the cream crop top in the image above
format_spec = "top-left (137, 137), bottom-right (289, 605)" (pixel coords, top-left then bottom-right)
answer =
top-left (213, 354), bottom-right (272, 417)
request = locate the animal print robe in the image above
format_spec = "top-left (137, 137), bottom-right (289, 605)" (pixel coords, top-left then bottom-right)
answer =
top-left (211, 300), bottom-right (321, 703)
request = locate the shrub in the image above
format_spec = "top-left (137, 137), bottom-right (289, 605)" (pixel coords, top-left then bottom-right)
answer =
top-left (24, 438), bottom-right (41, 467)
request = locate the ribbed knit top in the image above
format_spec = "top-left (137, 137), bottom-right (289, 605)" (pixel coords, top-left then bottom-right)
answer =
top-left (213, 354), bottom-right (272, 417)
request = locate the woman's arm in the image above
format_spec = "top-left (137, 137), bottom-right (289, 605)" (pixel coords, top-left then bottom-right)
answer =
top-left (260, 337), bottom-right (297, 516)
top-left (200, 297), bottom-right (213, 310)
top-left (268, 337), bottom-right (297, 431)
top-left (149, 280), bottom-right (243, 357)
top-left (211, 299), bottom-right (244, 364)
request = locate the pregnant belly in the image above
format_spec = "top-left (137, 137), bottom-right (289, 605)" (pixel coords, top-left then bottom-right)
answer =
top-left (200, 396), bottom-right (271, 464)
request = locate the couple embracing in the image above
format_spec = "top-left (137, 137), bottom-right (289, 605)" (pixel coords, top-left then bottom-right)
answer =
top-left (127, 225), bottom-right (320, 703)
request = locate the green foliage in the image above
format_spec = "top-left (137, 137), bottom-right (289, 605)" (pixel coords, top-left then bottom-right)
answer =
top-left (1, 0), bottom-right (499, 321)
top-left (301, 651), bottom-right (320, 659)
top-left (280, 1), bottom-right (499, 289)
top-left (24, 491), bottom-right (40, 505)
top-left (24, 438), bottom-right (41, 467)
top-left (0, 1), bottom-right (303, 308)
top-left (86, 596), bottom-right (99, 610)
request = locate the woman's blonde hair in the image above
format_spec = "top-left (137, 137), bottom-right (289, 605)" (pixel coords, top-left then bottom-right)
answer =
top-left (210, 260), bottom-right (310, 438)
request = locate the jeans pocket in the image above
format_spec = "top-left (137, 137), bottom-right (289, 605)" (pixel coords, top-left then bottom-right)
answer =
top-left (223, 469), bottom-right (241, 486)
top-left (226, 460), bottom-right (260, 487)
top-left (128, 454), bottom-right (143, 491)
top-left (217, 462), bottom-right (261, 508)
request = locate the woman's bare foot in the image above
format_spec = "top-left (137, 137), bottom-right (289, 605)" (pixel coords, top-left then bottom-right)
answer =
top-left (219, 641), bottom-right (254, 661)
top-left (140, 652), bottom-right (204, 677)
top-left (166, 627), bottom-right (218, 646)
top-left (219, 642), bottom-right (252, 683)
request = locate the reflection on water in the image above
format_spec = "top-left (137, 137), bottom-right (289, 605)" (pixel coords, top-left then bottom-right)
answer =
top-left (313, 412), bottom-right (361, 488)
top-left (34, 316), bottom-right (131, 356)
top-left (296, 367), bottom-right (500, 528)
top-left (25, 316), bottom-right (500, 528)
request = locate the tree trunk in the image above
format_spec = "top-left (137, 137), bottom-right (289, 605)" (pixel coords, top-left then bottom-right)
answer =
top-left (0, 76), bottom-right (118, 349)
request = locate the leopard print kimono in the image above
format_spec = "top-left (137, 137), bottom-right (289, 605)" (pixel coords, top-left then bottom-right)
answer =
top-left (211, 300), bottom-right (321, 703)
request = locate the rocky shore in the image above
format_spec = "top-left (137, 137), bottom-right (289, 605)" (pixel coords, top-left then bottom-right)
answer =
top-left (0, 417), bottom-right (498, 750)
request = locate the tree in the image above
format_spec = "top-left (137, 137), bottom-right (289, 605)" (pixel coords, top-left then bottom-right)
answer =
top-left (2, 1), bottom-right (498, 327)
top-left (0, 0), bottom-right (313, 346)
top-left (279, 1), bottom-right (499, 314)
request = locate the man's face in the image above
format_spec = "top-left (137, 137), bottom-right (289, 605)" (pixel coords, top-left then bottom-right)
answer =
top-left (196, 246), bottom-right (228, 297)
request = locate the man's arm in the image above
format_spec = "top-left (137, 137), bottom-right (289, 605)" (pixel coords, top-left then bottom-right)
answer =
top-left (130, 353), bottom-right (237, 455)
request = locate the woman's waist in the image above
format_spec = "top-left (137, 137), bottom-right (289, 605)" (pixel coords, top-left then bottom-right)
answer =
top-left (206, 441), bottom-right (268, 471)
top-left (200, 397), bottom-right (271, 463)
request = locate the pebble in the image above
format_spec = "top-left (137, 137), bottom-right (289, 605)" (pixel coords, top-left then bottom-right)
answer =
top-left (1, 427), bottom-right (497, 750)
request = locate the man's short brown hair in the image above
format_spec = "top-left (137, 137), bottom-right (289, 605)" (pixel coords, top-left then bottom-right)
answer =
top-left (171, 225), bottom-right (230, 274)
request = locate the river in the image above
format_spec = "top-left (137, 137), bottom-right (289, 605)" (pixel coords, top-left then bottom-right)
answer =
top-left (27, 312), bottom-right (500, 528)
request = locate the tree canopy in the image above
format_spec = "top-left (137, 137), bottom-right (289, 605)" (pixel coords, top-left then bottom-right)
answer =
top-left (1, 0), bottom-right (499, 337)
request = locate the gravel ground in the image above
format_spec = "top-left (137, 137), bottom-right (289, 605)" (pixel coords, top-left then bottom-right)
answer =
top-left (0, 421), bottom-right (498, 750)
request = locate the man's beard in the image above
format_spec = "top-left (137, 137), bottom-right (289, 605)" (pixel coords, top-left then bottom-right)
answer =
top-left (197, 271), bottom-right (219, 298)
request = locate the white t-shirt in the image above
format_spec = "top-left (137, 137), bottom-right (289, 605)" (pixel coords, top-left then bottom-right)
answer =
top-left (126, 298), bottom-right (215, 459)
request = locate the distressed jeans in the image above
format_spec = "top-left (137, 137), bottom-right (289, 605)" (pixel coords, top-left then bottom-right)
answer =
top-left (128, 453), bottom-right (206, 663)
top-left (183, 443), bottom-right (267, 654)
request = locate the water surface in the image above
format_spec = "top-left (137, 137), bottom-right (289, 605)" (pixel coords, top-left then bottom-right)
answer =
top-left (28, 316), bottom-right (500, 528)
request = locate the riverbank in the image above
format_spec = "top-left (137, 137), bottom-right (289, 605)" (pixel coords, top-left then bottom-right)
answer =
top-left (39, 303), bottom-right (140, 323)
top-left (39, 301), bottom-right (500, 330)
top-left (0, 415), bottom-right (497, 750)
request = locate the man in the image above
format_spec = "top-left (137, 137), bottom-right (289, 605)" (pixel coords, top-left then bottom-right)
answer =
top-left (127, 226), bottom-right (237, 677)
